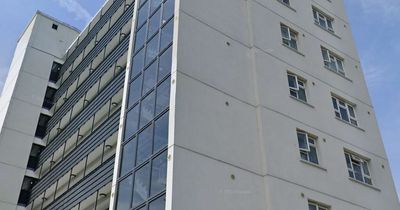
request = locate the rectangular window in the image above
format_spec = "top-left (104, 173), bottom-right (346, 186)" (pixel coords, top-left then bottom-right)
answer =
top-left (309, 201), bottom-right (329, 210)
top-left (281, 24), bottom-right (298, 50)
top-left (287, 73), bottom-right (307, 102)
top-left (322, 47), bottom-right (345, 76)
top-left (313, 8), bottom-right (334, 32)
top-left (297, 130), bottom-right (319, 165)
top-left (345, 152), bottom-right (372, 185)
top-left (331, 96), bottom-right (358, 126)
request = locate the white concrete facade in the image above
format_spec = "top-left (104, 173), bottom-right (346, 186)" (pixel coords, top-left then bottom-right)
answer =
top-left (0, 12), bottom-right (79, 209)
top-left (166, 0), bottom-right (400, 210)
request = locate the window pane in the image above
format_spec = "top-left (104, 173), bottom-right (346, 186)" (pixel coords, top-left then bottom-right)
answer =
top-left (300, 151), bottom-right (309, 161)
top-left (290, 89), bottom-right (298, 98)
top-left (148, 9), bottom-right (161, 38)
top-left (162, 0), bottom-right (175, 21)
top-left (287, 74), bottom-right (297, 89)
top-left (298, 88), bottom-right (307, 102)
top-left (120, 138), bottom-right (137, 177)
top-left (149, 195), bottom-right (166, 210)
top-left (137, 1), bottom-right (150, 27)
top-left (332, 98), bottom-right (338, 109)
top-left (151, 152), bottom-right (167, 195)
top-left (297, 132), bottom-right (308, 150)
top-left (150, 0), bottom-right (162, 13)
top-left (309, 146), bottom-right (319, 164)
top-left (345, 153), bottom-right (352, 169)
top-left (128, 75), bottom-right (143, 108)
top-left (117, 176), bottom-right (133, 210)
top-left (137, 125), bottom-right (154, 165)
top-left (353, 164), bottom-right (363, 182)
top-left (362, 161), bottom-right (370, 176)
top-left (140, 91), bottom-right (156, 127)
top-left (309, 204), bottom-right (317, 210)
top-left (156, 78), bottom-right (171, 115)
top-left (348, 105), bottom-right (356, 118)
top-left (158, 46), bottom-right (172, 81)
top-left (160, 19), bottom-right (174, 51)
top-left (132, 49), bottom-right (145, 78)
top-left (322, 48), bottom-right (329, 61)
top-left (154, 112), bottom-right (169, 152)
top-left (135, 25), bottom-right (147, 52)
top-left (280, 26), bottom-right (289, 39)
top-left (132, 164), bottom-right (151, 207)
top-left (339, 107), bottom-right (349, 122)
top-left (143, 61), bottom-right (158, 94)
top-left (125, 105), bottom-right (140, 141)
top-left (146, 33), bottom-right (160, 65)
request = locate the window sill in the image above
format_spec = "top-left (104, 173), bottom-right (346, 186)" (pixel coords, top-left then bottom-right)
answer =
top-left (277, 0), bottom-right (296, 12)
top-left (290, 95), bottom-right (314, 108)
top-left (324, 66), bottom-right (353, 82)
top-left (282, 44), bottom-right (305, 57)
top-left (335, 117), bottom-right (365, 132)
top-left (300, 159), bottom-right (327, 171)
top-left (314, 22), bottom-right (341, 39)
top-left (349, 178), bottom-right (381, 191)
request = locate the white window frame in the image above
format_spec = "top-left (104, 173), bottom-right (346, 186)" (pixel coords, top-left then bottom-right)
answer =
top-left (297, 130), bottom-right (319, 164)
top-left (322, 47), bottom-right (345, 76)
top-left (309, 201), bottom-right (329, 210)
top-left (281, 24), bottom-right (298, 50)
top-left (313, 8), bottom-right (334, 32)
top-left (345, 152), bottom-right (373, 185)
top-left (332, 96), bottom-right (358, 126)
top-left (288, 73), bottom-right (307, 102)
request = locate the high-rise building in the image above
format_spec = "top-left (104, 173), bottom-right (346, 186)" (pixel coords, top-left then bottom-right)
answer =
top-left (0, 0), bottom-right (398, 209)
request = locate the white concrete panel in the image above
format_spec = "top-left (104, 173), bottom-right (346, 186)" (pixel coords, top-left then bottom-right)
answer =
top-left (12, 72), bottom-right (48, 106)
top-left (179, 0), bottom-right (250, 45)
top-left (0, 163), bottom-right (25, 205)
top-left (20, 49), bottom-right (55, 80)
top-left (3, 99), bottom-right (42, 136)
top-left (170, 146), bottom-right (267, 210)
top-left (174, 72), bottom-right (263, 174)
top-left (0, 129), bottom-right (33, 169)
top-left (177, 12), bottom-right (256, 105)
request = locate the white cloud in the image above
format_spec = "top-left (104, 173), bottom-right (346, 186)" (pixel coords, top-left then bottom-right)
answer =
top-left (55, 0), bottom-right (92, 23)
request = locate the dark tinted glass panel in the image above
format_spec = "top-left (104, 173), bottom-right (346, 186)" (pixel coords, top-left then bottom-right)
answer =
top-left (160, 20), bottom-right (173, 51)
top-left (297, 132), bottom-right (307, 149)
top-left (125, 105), bottom-right (140, 141)
top-left (162, 0), bottom-right (175, 21)
top-left (137, 1), bottom-right (149, 27)
top-left (146, 33), bottom-right (160, 65)
top-left (120, 138), bottom-right (137, 177)
top-left (154, 112), bottom-right (168, 152)
top-left (143, 61), bottom-right (158, 94)
top-left (156, 78), bottom-right (170, 115)
top-left (129, 75), bottom-right (143, 108)
top-left (132, 49), bottom-right (145, 78)
top-left (149, 195), bottom-right (166, 210)
top-left (117, 176), bottom-right (133, 210)
top-left (132, 164), bottom-right (150, 207)
top-left (158, 46), bottom-right (172, 81)
top-left (309, 147), bottom-right (319, 164)
top-left (135, 25), bottom-right (147, 52)
top-left (140, 91), bottom-right (156, 127)
top-left (148, 9), bottom-right (161, 39)
top-left (309, 204), bottom-right (317, 210)
top-left (151, 152), bottom-right (167, 195)
top-left (137, 125), bottom-right (153, 164)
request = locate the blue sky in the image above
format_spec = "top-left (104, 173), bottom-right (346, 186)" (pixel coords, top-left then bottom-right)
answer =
top-left (0, 0), bottom-right (398, 199)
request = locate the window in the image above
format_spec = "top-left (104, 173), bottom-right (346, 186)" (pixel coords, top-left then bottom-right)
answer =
top-left (321, 47), bottom-right (344, 76)
top-left (313, 8), bottom-right (334, 32)
top-left (345, 152), bottom-right (372, 185)
top-left (287, 73), bottom-right (307, 102)
top-left (297, 130), bottom-right (319, 164)
top-left (278, 0), bottom-right (290, 6)
top-left (52, 24), bottom-right (58, 30)
top-left (281, 24), bottom-right (298, 50)
top-left (331, 96), bottom-right (358, 126)
top-left (309, 201), bottom-right (329, 210)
